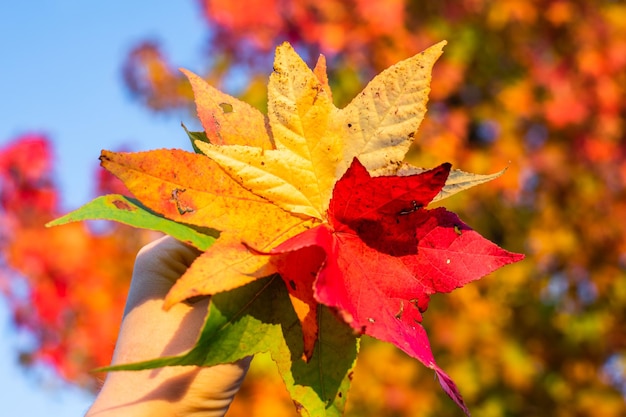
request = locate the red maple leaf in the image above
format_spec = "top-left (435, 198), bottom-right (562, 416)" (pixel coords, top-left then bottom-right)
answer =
top-left (271, 158), bottom-right (524, 415)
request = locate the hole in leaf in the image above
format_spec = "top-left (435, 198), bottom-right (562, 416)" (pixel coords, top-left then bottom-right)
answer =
top-left (219, 102), bottom-right (234, 113)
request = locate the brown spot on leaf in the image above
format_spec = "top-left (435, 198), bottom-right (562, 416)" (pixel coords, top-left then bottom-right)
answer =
top-left (112, 199), bottom-right (134, 211)
top-left (170, 188), bottom-right (195, 215)
top-left (293, 400), bottom-right (304, 413)
top-left (98, 153), bottom-right (111, 164)
top-left (394, 301), bottom-right (405, 320)
top-left (311, 84), bottom-right (322, 105)
top-left (398, 200), bottom-right (422, 216)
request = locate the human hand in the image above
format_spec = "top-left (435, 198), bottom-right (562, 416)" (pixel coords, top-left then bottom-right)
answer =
top-left (86, 236), bottom-right (250, 417)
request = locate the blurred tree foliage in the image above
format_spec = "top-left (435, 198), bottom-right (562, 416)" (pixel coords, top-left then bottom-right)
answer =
top-left (0, 136), bottom-right (157, 389)
top-left (2, 0), bottom-right (625, 415)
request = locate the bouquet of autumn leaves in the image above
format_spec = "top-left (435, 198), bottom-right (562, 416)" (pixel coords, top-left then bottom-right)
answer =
top-left (51, 41), bottom-right (523, 416)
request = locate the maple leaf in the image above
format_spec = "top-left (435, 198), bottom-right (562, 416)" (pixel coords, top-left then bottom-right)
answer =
top-left (181, 68), bottom-right (274, 149)
top-left (271, 158), bottom-right (524, 414)
top-left (95, 148), bottom-right (315, 308)
top-left (194, 41), bottom-right (446, 219)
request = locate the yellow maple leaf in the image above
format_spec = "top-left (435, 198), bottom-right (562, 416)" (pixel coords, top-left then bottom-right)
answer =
top-left (195, 41), bottom-right (446, 220)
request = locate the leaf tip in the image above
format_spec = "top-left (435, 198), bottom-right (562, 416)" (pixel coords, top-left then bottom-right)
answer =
top-left (431, 40), bottom-right (448, 54)
top-left (276, 40), bottom-right (294, 50)
top-left (162, 295), bottom-right (178, 311)
top-left (274, 41), bottom-right (297, 60)
top-left (98, 149), bottom-right (116, 166)
top-left (433, 366), bottom-right (471, 416)
top-left (44, 218), bottom-right (61, 228)
top-left (423, 40), bottom-right (448, 62)
top-left (179, 67), bottom-right (202, 84)
top-left (511, 251), bottom-right (526, 263)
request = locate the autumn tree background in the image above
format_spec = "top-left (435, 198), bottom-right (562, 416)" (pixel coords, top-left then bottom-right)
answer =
top-left (2, 1), bottom-right (626, 416)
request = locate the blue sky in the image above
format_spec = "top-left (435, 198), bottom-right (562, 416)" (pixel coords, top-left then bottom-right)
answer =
top-left (0, 1), bottom-right (210, 414)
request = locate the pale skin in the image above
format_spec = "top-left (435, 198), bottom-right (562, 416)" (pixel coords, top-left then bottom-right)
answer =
top-left (86, 236), bottom-right (250, 417)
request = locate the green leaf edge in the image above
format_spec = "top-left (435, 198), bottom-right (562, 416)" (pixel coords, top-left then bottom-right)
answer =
top-left (46, 194), bottom-right (218, 251)
top-left (181, 123), bottom-right (211, 154)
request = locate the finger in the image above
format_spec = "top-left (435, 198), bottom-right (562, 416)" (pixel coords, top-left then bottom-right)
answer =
top-left (124, 236), bottom-right (201, 314)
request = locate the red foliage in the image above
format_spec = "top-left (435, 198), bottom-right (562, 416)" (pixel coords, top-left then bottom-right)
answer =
top-left (0, 135), bottom-right (149, 389)
top-left (272, 159), bottom-right (523, 414)
top-left (0, 135), bottom-right (56, 224)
